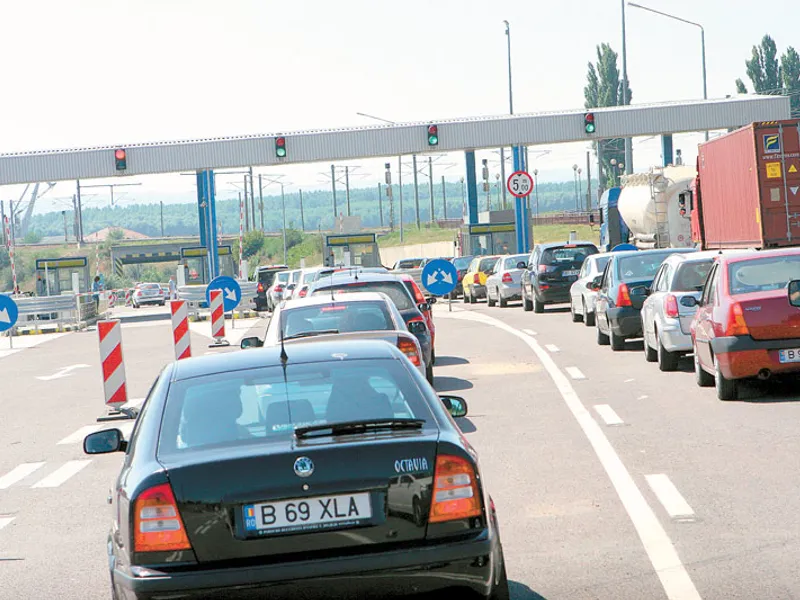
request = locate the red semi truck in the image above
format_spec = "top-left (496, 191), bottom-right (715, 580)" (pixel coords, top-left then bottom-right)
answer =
top-left (691, 119), bottom-right (800, 249)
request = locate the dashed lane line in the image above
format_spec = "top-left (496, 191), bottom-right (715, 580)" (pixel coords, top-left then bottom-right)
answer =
top-left (0, 462), bottom-right (46, 490)
top-left (0, 516), bottom-right (14, 532)
top-left (565, 366), bottom-right (586, 380)
top-left (646, 474), bottom-right (696, 520)
top-left (57, 425), bottom-right (103, 445)
top-left (545, 344), bottom-right (560, 353)
top-left (31, 460), bottom-right (92, 488)
top-left (440, 309), bottom-right (702, 600)
top-left (522, 329), bottom-right (537, 336)
top-left (594, 404), bottom-right (624, 425)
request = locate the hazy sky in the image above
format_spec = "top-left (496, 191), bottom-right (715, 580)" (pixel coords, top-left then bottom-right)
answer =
top-left (1, 0), bottom-right (796, 214)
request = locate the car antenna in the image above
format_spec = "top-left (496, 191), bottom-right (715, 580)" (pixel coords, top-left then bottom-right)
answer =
top-left (278, 309), bottom-right (288, 364)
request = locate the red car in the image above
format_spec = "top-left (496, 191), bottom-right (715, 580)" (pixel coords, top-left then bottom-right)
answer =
top-left (690, 248), bottom-right (800, 400)
top-left (398, 274), bottom-right (436, 360)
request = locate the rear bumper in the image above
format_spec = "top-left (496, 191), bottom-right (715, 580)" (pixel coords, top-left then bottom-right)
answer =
top-left (470, 284), bottom-right (487, 298)
top-left (115, 533), bottom-right (499, 600)
top-left (606, 307), bottom-right (643, 339)
top-left (134, 297), bottom-right (164, 305)
top-left (498, 283), bottom-right (521, 300)
top-left (710, 335), bottom-right (800, 380)
top-left (658, 318), bottom-right (693, 353)
top-left (535, 284), bottom-right (571, 304)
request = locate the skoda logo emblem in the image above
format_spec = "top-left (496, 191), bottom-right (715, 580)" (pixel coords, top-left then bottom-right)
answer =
top-left (294, 456), bottom-right (314, 478)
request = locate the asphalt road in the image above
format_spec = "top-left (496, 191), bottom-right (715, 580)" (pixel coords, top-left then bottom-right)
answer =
top-left (1, 298), bottom-right (799, 599)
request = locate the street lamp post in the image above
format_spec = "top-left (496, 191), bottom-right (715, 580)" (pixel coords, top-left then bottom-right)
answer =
top-left (621, 0), bottom-right (633, 174)
top-left (533, 169), bottom-right (540, 217)
top-left (573, 165), bottom-right (579, 210)
top-left (628, 2), bottom-right (708, 141)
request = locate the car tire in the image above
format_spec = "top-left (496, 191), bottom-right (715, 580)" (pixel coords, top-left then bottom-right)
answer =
top-left (523, 287), bottom-right (533, 312)
top-left (533, 294), bottom-right (544, 314)
top-left (597, 324), bottom-right (610, 346)
top-left (431, 348), bottom-right (436, 366)
top-left (487, 291), bottom-right (496, 307)
top-left (499, 292), bottom-right (508, 308)
top-left (469, 290), bottom-right (477, 304)
top-left (412, 497), bottom-right (424, 527)
top-left (694, 348), bottom-right (714, 387)
top-left (610, 328), bottom-right (625, 351)
top-left (643, 325), bottom-right (657, 362)
top-left (657, 335), bottom-right (679, 372)
top-left (570, 299), bottom-right (582, 322)
top-left (426, 363), bottom-right (434, 384)
top-left (159, 301), bottom-right (165, 306)
top-left (488, 560), bottom-right (511, 600)
top-left (463, 288), bottom-right (470, 303)
top-left (584, 300), bottom-right (595, 326)
top-left (714, 355), bottom-right (738, 401)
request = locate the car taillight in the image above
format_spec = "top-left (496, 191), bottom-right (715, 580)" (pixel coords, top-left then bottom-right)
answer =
top-left (274, 285), bottom-right (283, 293)
top-left (397, 338), bottom-right (421, 366)
top-left (412, 284), bottom-right (426, 304)
top-left (502, 273), bottom-right (512, 283)
top-left (134, 483), bottom-right (191, 553)
top-left (428, 455), bottom-right (482, 523)
top-left (538, 265), bottom-right (548, 273)
top-left (298, 288), bottom-right (307, 298)
top-left (616, 283), bottom-right (632, 307)
top-left (664, 294), bottom-right (679, 318)
top-left (725, 302), bottom-right (749, 336)
top-left (257, 283), bottom-right (264, 293)
top-left (473, 273), bottom-right (480, 284)
top-left (457, 272), bottom-right (464, 282)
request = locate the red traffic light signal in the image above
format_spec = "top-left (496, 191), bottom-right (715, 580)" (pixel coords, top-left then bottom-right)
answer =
top-left (275, 136), bottom-right (286, 158)
top-left (114, 148), bottom-right (127, 170)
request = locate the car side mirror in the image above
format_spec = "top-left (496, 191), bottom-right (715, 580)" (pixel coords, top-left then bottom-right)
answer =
top-left (517, 261), bottom-right (527, 269)
top-left (645, 287), bottom-right (652, 296)
top-left (417, 302), bottom-right (430, 313)
top-left (439, 395), bottom-right (468, 418)
top-left (681, 296), bottom-right (698, 308)
top-left (587, 275), bottom-right (602, 291)
top-left (240, 336), bottom-right (263, 349)
top-left (84, 429), bottom-right (126, 454)
top-left (428, 297), bottom-right (437, 304)
top-left (408, 321), bottom-right (427, 335)
top-left (789, 280), bottom-right (800, 307)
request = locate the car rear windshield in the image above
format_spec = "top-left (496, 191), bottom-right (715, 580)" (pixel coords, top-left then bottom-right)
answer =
top-left (541, 245), bottom-right (598, 266)
top-left (157, 359), bottom-right (431, 456)
top-left (504, 254), bottom-right (528, 270)
top-left (452, 256), bottom-right (473, 270)
top-left (276, 272), bottom-right (290, 284)
top-left (479, 258), bottom-right (497, 271)
top-left (290, 271), bottom-right (301, 284)
top-left (396, 259), bottom-right (424, 269)
top-left (593, 255), bottom-right (611, 273)
top-left (258, 271), bottom-right (278, 287)
top-left (280, 301), bottom-right (394, 337)
top-left (141, 283), bottom-right (161, 290)
top-left (728, 255), bottom-right (800, 295)
top-left (312, 281), bottom-right (415, 311)
top-left (672, 261), bottom-right (714, 292)
top-left (617, 252), bottom-right (674, 280)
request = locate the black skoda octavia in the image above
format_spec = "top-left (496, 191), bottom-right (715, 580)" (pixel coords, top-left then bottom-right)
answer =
top-left (85, 339), bottom-right (509, 600)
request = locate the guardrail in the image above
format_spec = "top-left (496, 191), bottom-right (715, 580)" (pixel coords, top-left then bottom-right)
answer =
top-left (6, 293), bottom-right (103, 333)
top-left (177, 281), bottom-right (257, 316)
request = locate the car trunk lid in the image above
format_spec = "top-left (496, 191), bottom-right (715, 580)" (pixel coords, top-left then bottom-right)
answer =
top-left (736, 290), bottom-right (800, 340)
top-left (621, 278), bottom-right (653, 310)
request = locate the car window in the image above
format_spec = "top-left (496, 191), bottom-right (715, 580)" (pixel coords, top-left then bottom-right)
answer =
top-left (479, 257), bottom-right (497, 272)
top-left (453, 257), bottom-right (472, 270)
top-left (279, 302), bottom-right (394, 337)
top-left (141, 283), bottom-right (161, 290)
top-left (396, 259), bottom-right (424, 269)
top-left (672, 261), bottom-right (714, 292)
top-left (705, 265), bottom-right (719, 305)
top-left (504, 255), bottom-right (528, 270)
top-left (593, 255), bottom-right (611, 275)
top-left (617, 253), bottom-right (673, 280)
top-left (541, 245), bottom-right (598, 266)
top-left (258, 271), bottom-right (278, 287)
top-left (601, 261), bottom-right (612, 292)
top-left (276, 272), bottom-right (289, 284)
top-left (290, 271), bottom-right (301, 284)
top-left (311, 281), bottom-right (414, 311)
top-left (728, 255), bottom-right (800, 295)
top-left (157, 360), bottom-right (432, 457)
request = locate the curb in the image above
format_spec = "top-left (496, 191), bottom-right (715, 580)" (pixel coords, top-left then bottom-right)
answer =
top-left (15, 323), bottom-right (81, 335)
top-left (188, 310), bottom-right (261, 322)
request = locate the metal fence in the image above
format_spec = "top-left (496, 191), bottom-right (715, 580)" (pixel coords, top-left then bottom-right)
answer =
top-left (532, 211), bottom-right (599, 226)
top-left (177, 281), bottom-right (258, 316)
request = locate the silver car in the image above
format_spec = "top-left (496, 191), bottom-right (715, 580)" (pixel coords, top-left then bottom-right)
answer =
top-left (640, 251), bottom-right (718, 371)
top-left (569, 254), bottom-right (611, 326)
top-left (267, 270), bottom-right (291, 310)
top-left (485, 254), bottom-right (528, 307)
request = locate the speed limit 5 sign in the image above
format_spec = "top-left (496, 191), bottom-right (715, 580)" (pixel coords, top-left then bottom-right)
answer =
top-left (506, 171), bottom-right (534, 198)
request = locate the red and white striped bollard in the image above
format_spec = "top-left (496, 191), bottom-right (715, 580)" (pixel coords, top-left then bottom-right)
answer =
top-left (208, 289), bottom-right (230, 347)
top-left (98, 320), bottom-right (127, 409)
top-left (170, 300), bottom-right (192, 360)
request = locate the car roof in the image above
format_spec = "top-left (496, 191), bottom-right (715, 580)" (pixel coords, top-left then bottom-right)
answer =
top-left (538, 241), bottom-right (598, 249)
top-left (609, 248), bottom-right (695, 260)
top-left (172, 339), bottom-right (400, 381)
top-left (280, 291), bottom-right (391, 308)
top-left (722, 246), bottom-right (800, 264)
top-left (665, 249), bottom-right (746, 264)
top-left (314, 272), bottom-right (403, 285)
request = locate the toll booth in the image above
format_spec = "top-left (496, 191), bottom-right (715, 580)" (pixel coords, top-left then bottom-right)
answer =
top-left (35, 257), bottom-right (90, 296)
top-left (459, 223), bottom-right (517, 256)
top-left (323, 233), bottom-right (382, 268)
top-left (180, 245), bottom-right (236, 285)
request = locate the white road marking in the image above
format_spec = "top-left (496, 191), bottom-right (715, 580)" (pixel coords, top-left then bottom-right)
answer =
top-left (31, 460), bottom-right (92, 488)
top-left (646, 474), bottom-right (695, 519)
top-left (565, 366), bottom-right (586, 380)
top-left (0, 462), bottom-right (46, 489)
top-left (522, 329), bottom-right (537, 336)
top-left (57, 425), bottom-right (102, 445)
top-left (638, 395), bottom-right (649, 400)
top-left (0, 332), bottom-right (70, 359)
top-left (0, 516), bottom-right (14, 531)
top-left (441, 311), bottom-right (702, 600)
top-left (594, 404), bottom-right (624, 425)
top-left (545, 344), bottom-right (560, 353)
top-left (624, 378), bottom-right (635, 383)
top-left (36, 364), bottom-right (91, 381)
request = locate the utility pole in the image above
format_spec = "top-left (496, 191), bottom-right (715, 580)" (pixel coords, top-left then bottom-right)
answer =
top-left (499, 147), bottom-right (508, 208)
top-left (330, 164), bottom-right (338, 225)
top-left (0, 200), bottom-right (6, 246)
top-left (160, 201), bottom-right (165, 237)
top-left (280, 185), bottom-right (287, 265)
top-left (586, 150), bottom-right (592, 211)
top-left (482, 159), bottom-right (491, 211)
top-left (299, 189), bottom-right (305, 231)
top-left (621, 0), bottom-right (633, 174)
top-left (441, 176), bottom-right (448, 220)
top-left (62, 210), bottom-right (68, 242)
top-left (428, 157), bottom-right (435, 224)
top-left (345, 166), bottom-right (351, 216)
top-left (248, 167), bottom-right (256, 228)
top-left (412, 155), bottom-right (420, 228)
top-left (75, 179), bottom-right (84, 245)
top-left (377, 183), bottom-right (383, 227)
top-left (243, 174), bottom-right (250, 232)
top-left (398, 156), bottom-right (404, 241)
top-left (258, 174), bottom-right (265, 231)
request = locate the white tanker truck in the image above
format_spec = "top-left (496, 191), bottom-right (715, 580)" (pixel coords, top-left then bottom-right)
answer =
top-left (617, 165), bottom-right (697, 249)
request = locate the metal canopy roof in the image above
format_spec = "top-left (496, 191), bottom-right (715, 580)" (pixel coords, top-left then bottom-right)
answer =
top-left (0, 95), bottom-right (789, 185)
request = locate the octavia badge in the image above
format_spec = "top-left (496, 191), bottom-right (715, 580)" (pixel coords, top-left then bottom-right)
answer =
top-left (294, 456), bottom-right (314, 478)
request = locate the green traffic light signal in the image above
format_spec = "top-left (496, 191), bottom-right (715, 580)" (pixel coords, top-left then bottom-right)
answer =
top-left (585, 123), bottom-right (596, 134)
top-left (427, 124), bottom-right (439, 146)
top-left (276, 147), bottom-right (286, 157)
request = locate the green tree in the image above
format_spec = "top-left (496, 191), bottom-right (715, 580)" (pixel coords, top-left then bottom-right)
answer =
top-left (22, 231), bottom-right (42, 244)
top-left (744, 35), bottom-right (782, 93)
top-left (584, 43), bottom-right (632, 188)
top-left (241, 230), bottom-right (265, 259)
top-left (781, 46), bottom-right (800, 116)
top-left (735, 78), bottom-right (748, 94)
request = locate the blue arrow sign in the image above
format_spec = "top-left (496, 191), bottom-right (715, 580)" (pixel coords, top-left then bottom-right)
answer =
top-left (421, 259), bottom-right (458, 296)
top-left (0, 294), bottom-right (19, 333)
top-left (206, 276), bottom-right (241, 312)
top-left (612, 243), bottom-right (638, 252)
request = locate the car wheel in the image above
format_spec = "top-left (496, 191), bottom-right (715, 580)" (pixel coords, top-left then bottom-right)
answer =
top-left (714, 354), bottom-right (738, 401)
top-left (487, 290), bottom-right (496, 307)
top-left (643, 324), bottom-right (657, 362)
top-left (412, 497), bottom-right (424, 527)
top-left (499, 292), bottom-right (508, 308)
top-left (610, 328), bottom-right (625, 351)
top-left (488, 559), bottom-right (511, 600)
top-left (657, 335), bottom-right (679, 372)
top-left (431, 348), bottom-right (436, 366)
top-left (463, 287), bottom-right (470, 303)
top-left (597, 323), bottom-right (610, 346)
top-left (523, 287), bottom-right (533, 312)
top-left (533, 294), bottom-right (544, 314)
top-left (570, 298), bottom-right (582, 322)
top-left (426, 363), bottom-right (434, 384)
top-left (469, 290), bottom-right (477, 304)
top-left (159, 301), bottom-right (165, 306)
top-left (694, 348), bottom-right (714, 387)
top-left (584, 300), bottom-right (595, 326)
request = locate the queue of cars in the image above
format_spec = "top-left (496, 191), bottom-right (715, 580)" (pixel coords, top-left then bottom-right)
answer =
top-left (85, 259), bottom-right (511, 600)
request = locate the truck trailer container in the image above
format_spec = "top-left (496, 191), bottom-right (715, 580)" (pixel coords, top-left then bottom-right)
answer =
top-left (692, 120), bottom-right (800, 249)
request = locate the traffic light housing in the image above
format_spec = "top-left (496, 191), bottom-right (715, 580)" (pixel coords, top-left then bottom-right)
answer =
top-left (427, 124), bottom-right (439, 146)
top-left (275, 136), bottom-right (287, 158)
top-left (114, 148), bottom-right (127, 171)
top-left (583, 113), bottom-right (596, 134)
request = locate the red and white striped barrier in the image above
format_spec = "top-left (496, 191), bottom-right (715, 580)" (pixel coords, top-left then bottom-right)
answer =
top-left (210, 290), bottom-right (225, 340)
top-left (98, 320), bottom-right (127, 408)
top-left (170, 300), bottom-right (192, 360)
top-left (3, 216), bottom-right (18, 294)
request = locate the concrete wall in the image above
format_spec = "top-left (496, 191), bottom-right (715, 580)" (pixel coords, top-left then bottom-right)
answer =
top-left (380, 241), bottom-right (455, 267)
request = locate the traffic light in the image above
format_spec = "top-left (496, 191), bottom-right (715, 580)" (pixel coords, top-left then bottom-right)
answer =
top-left (427, 124), bottom-right (439, 146)
top-left (114, 148), bottom-right (127, 171)
top-left (275, 136), bottom-right (287, 158)
top-left (583, 113), bottom-right (596, 134)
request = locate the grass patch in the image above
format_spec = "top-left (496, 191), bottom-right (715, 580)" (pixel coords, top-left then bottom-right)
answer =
top-left (377, 226), bottom-right (457, 248)
top-left (533, 224), bottom-right (599, 245)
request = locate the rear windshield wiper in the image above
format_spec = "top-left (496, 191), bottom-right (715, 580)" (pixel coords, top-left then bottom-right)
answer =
top-left (295, 418), bottom-right (425, 438)
top-left (283, 329), bottom-right (340, 340)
